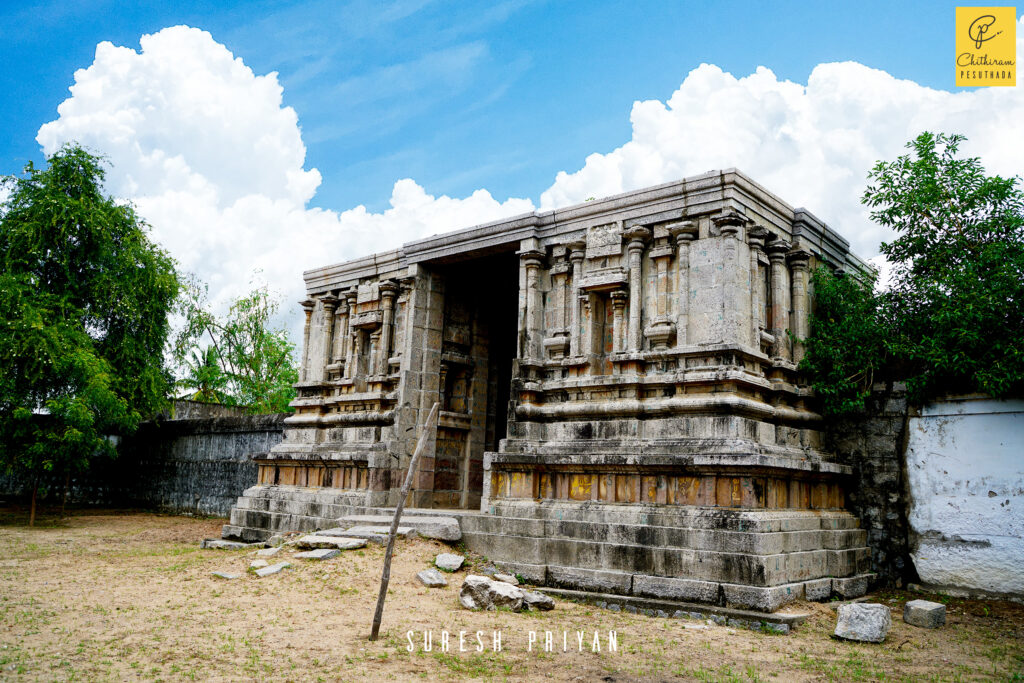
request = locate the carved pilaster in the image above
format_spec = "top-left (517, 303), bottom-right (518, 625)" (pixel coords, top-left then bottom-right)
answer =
top-left (610, 289), bottom-right (628, 354)
top-left (342, 288), bottom-right (358, 379)
top-left (787, 250), bottom-right (811, 364)
top-left (319, 295), bottom-right (338, 381)
top-left (378, 280), bottom-right (398, 376)
top-left (299, 299), bottom-right (314, 382)
top-left (333, 295), bottom-right (349, 365)
top-left (623, 226), bottom-right (650, 352)
top-left (767, 240), bottom-right (792, 361)
top-left (667, 221), bottom-right (698, 347)
top-left (568, 241), bottom-right (586, 358)
top-left (519, 249), bottom-right (545, 361)
top-left (747, 226), bottom-right (769, 350)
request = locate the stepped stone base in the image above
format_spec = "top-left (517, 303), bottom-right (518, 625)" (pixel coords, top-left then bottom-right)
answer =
top-left (224, 485), bottom-right (873, 612)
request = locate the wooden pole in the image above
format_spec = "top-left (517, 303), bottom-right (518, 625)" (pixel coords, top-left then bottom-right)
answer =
top-left (369, 401), bottom-right (439, 641)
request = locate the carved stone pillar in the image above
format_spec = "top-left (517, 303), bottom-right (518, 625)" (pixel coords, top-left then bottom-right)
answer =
top-left (623, 226), bottom-right (650, 352)
top-left (715, 211), bottom-right (750, 346)
top-left (378, 281), bottom-right (398, 375)
top-left (299, 299), bottom-right (314, 382)
top-left (767, 240), bottom-right (792, 361)
top-left (319, 295), bottom-right (338, 381)
top-left (667, 221), bottom-right (697, 347)
top-left (333, 295), bottom-right (349, 364)
top-left (788, 250), bottom-right (811, 364)
top-left (343, 288), bottom-right (358, 379)
top-left (568, 241), bottom-right (586, 357)
top-left (581, 293), bottom-right (595, 356)
top-left (520, 250), bottom-right (545, 361)
top-left (747, 227), bottom-right (769, 350)
top-left (610, 289), bottom-right (628, 353)
top-left (645, 241), bottom-right (676, 350)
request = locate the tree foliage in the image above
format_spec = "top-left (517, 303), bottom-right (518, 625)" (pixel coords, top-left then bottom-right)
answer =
top-left (0, 144), bottom-right (179, 519)
top-left (173, 276), bottom-right (298, 414)
top-left (802, 132), bottom-right (1024, 413)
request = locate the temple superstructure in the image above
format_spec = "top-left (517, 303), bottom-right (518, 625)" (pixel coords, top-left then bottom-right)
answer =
top-left (225, 170), bottom-right (876, 611)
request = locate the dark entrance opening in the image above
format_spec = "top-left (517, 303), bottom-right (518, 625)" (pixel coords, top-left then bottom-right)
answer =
top-left (431, 251), bottom-right (519, 509)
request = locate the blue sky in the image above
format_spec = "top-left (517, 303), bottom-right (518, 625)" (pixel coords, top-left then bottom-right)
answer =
top-left (0, 1), bottom-right (980, 210)
top-left (2, 1), bottom-right (1022, 336)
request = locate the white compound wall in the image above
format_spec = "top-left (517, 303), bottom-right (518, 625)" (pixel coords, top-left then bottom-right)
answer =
top-left (906, 396), bottom-right (1024, 597)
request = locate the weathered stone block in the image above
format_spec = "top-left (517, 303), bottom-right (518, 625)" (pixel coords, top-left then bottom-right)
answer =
top-left (632, 575), bottom-right (719, 603)
top-left (903, 600), bottom-right (945, 628)
top-left (834, 603), bottom-right (891, 643)
top-left (295, 548), bottom-right (340, 560)
top-left (723, 582), bottom-right (804, 612)
top-left (416, 569), bottom-right (448, 587)
top-left (435, 553), bottom-right (465, 572)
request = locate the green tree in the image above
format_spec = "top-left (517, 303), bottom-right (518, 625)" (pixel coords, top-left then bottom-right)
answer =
top-left (0, 144), bottom-right (179, 524)
top-left (802, 132), bottom-right (1024, 413)
top-left (173, 276), bottom-right (298, 414)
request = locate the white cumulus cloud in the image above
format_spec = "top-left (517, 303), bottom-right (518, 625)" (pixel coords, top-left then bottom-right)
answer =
top-left (540, 17), bottom-right (1024, 261)
top-left (36, 25), bottom-right (534, 332)
top-left (36, 20), bottom-right (1024, 344)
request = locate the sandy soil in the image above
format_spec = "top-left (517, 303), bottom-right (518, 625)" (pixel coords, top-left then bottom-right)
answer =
top-left (0, 507), bottom-right (1022, 682)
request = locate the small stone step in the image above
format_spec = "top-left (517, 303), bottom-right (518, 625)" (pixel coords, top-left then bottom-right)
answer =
top-left (294, 535), bottom-right (368, 550)
top-left (295, 548), bottom-right (341, 561)
top-left (202, 539), bottom-right (263, 550)
top-left (338, 515), bottom-right (462, 541)
top-left (318, 526), bottom-right (415, 544)
top-left (255, 561), bottom-right (292, 578)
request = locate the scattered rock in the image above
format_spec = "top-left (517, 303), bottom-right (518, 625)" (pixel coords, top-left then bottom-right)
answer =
top-left (435, 553), bottom-right (465, 572)
top-left (249, 559), bottom-right (269, 570)
top-left (522, 590), bottom-right (555, 611)
top-left (295, 548), bottom-right (340, 561)
top-left (256, 547), bottom-right (282, 558)
top-left (765, 623), bottom-right (791, 635)
top-left (903, 600), bottom-right (946, 629)
top-left (459, 575), bottom-right (524, 611)
top-left (294, 535), bottom-right (367, 551)
top-left (655, 610), bottom-right (669, 618)
top-left (493, 573), bottom-right (519, 586)
top-left (834, 603), bottom-right (892, 643)
top-left (254, 562), bottom-right (292, 578)
top-left (267, 535), bottom-right (287, 547)
top-left (607, 604), bottom-right (621, 612)
top-left (416, 569), bottom-right (448, 588)
top-left (201, 539), bottom-right (259, 550)
top-left (683, 624), bottom-right (709, 630)
top-left (211, 571), bottom-right (241, 580)
top-left (672, 610), bottom-right (686, 619)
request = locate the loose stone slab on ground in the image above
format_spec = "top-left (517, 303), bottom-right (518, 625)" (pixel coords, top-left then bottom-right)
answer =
top-left (903, 600), bottom-right (946, 628)
top-left (211, 571), bottom-right (241, 580)
top-left (256, 546), bottom-right (282, 558)
top-left (295, 548), bottom-right (340, 561)
top-left (337, 514), bottom-right (462, 541)
top-left (416, 568), bottom-right (448, 587)
top-left (318, 526), bottom-right (415, 544)
top-left (460, 575), bottom-right (524, 611)
top-left (522, 590), bottom-right (555, 611)
top-left (493, 573), bottom-right (519, 585)
top-left (202, 539), bottom-right (261, 550)
top-left (255, 562), bottom-right (292, 578)
top-left (249, 559), bottom-right (269, 570)
top-left (435, 553), bottom-right (465, 572)
top-left (834, 603), bottom-right (892, 643)
top-left (294, 535), bottom-right (367, 550)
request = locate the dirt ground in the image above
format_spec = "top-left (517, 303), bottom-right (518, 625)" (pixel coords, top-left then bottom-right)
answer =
top-left (0, 507), bottom-right (1022, 682)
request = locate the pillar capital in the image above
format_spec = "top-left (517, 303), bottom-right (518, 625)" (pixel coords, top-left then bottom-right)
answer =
top-left (518, 249), bottom-right (545, 268)
top-left (747, 225), bottom-right (770, 250)
top-left (623, 225), bottom-right (651, 248)
top-left (300, 299), bottom-right (315, 314)
top-left (378, 279), bottom-right (399, 298)
top-left (567, 241), bottom-right (586, 262)
top-left (766, 240), bottom-right (792, 261)
top-left (610, 288), bottom-right (629, 309)
top-left (667, 220), bottom-right (698, 243)
top-left (713, 210), bottom-right (751, 238)
top-left (786, 249), bottom-right (812, 270)
top-left (320, 294), bottom-right (339, 313)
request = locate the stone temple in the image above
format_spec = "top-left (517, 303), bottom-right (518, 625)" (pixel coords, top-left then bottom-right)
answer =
top-left (224, 170), bottom-right (877, 612)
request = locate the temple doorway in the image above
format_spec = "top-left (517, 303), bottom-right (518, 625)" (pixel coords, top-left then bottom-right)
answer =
top-left (429, 251), bottom-right (519, 509)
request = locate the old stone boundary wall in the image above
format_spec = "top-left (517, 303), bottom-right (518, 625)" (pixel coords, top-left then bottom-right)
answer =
top-left (0, 411), bottom-right (285, 517)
